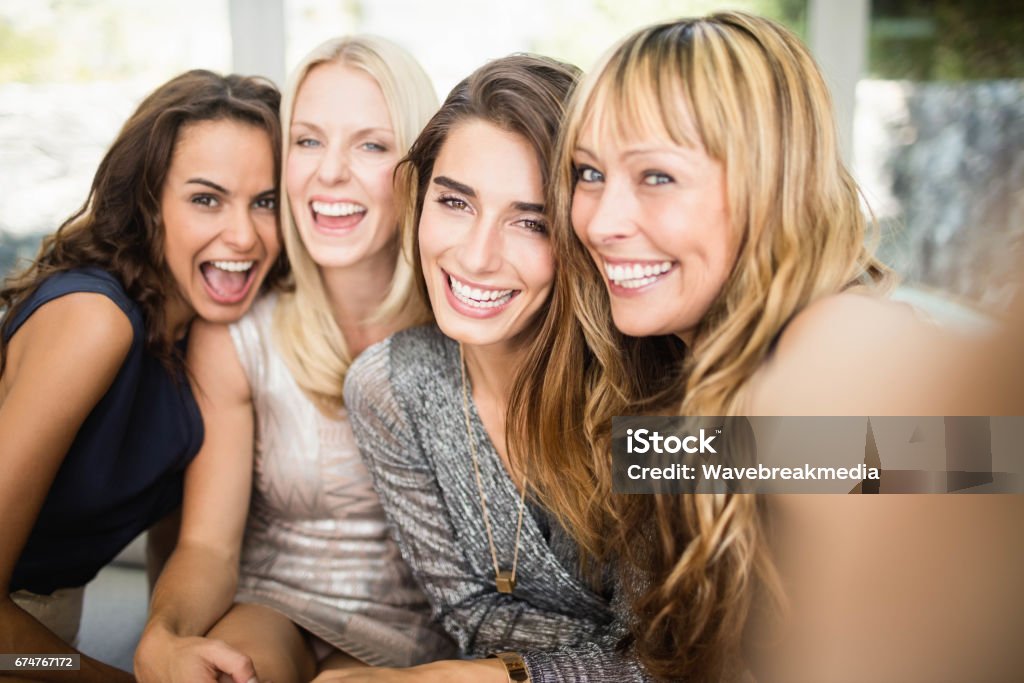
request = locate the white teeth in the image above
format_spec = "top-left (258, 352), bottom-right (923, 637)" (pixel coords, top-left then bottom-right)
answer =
top-left (602, 259), bottom-right (673, 287)
top-left (311, 200), bottom-right (366, 217)
top-left (448, 274), bottom-right (515, 308)
top-left (211, 260), bottom-right (254, 272)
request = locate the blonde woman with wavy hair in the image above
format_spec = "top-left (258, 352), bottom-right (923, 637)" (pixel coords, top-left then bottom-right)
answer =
top-left (507, 11), bottom-right (1014, 682)
top-left (136, 36), bottom-right (454, 683)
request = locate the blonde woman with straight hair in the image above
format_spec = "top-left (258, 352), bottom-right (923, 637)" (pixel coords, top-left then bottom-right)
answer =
top-left (135, 36), bottom-right (454, 683)
top-left (509, 11), bottom-right (1019, 682)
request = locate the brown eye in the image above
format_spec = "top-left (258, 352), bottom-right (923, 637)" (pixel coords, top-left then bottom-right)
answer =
top-left (438, 195), bottom-right (469, 211)
top-left (518, 218), bottom-right (548, 235)
top-left (191, 194), bottom-right (219, 207)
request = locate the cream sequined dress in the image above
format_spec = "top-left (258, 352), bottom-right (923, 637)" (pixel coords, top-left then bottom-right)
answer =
top-left (227, 294), bottom-right (455, 666)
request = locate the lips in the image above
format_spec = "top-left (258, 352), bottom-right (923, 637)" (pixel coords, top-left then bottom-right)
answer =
top-left (601, 258), bottom-right (676, 291)
top-left (310, 198), bottom-right (366, 232)
top-left (199, 260), bottom-right (258, 304)
top-left (443, 270), bottom-right (519, 318)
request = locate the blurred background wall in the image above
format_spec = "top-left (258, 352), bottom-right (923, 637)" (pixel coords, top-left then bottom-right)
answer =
top-left (1, 0), bottom-right (1022, 304)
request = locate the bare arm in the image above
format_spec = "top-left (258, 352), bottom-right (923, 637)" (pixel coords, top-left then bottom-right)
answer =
top-left (0, 293), bottom-right (136, 682)
top-left (745, 292), bottom-right (1024, 679)
top-left (133, 321), bottom-right (258, 683)
top-left (751, 494), bottom-right (1024, 681)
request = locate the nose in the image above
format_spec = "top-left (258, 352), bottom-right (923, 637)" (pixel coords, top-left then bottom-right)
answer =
top-left (456, 215), bottom-right (503, 275)
top-left (317, 145), bottom-right (352, 185)
top-left (221, 208), bottom-right (259, 253)
top-left (577, 178), bottom-right (639, 244)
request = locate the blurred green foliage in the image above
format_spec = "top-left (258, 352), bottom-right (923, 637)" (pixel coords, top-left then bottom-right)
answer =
top-left (0, 15), bottom-right (50, 81)
top-left (870, 0), bottom-right (1024, 80)
top-left (0, 0), bottom-right (228, 84)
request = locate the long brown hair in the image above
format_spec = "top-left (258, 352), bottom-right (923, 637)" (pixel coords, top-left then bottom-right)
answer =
top-left (510, 12), bottom-right (891, 681)
top-left (0, 69), bottom-right (284, 374)
top-left (394, 53), bottom-right (581, 323)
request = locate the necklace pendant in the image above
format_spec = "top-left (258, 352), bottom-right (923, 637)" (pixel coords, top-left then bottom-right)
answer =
top-left (495, 571), bottom-right (516, 594)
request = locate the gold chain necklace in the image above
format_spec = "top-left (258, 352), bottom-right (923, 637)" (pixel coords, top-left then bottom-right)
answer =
top-left (459, 343), bottom-right (528, 594)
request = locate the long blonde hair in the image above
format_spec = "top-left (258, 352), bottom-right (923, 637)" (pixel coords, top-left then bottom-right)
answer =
top-left (510, 12), bottom-right (891, 680)
top-left (274, 36), bottom-right (438, 411)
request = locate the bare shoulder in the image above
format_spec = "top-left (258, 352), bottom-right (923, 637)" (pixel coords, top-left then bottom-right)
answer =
top-left (6, 292), bottom-right (133, 383)
top-left (779, 291), bottom-right (922, 353)
top-left (1, 292), bottom-right (134, 460)
top-left (746, 291), bottom-right (956, 415)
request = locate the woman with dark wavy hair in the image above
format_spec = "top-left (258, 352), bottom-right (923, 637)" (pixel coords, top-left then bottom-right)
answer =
top-left (0, 69), bottom-right (283, 682)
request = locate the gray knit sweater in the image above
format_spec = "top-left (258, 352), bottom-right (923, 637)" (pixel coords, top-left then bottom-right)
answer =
top-left (344, 325), bottom-right (654, 682)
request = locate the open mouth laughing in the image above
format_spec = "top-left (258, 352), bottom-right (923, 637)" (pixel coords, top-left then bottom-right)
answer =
top-left (199, 259), bottom-right (259, 304)
top-left (310, 199), bottom-right (367, 231)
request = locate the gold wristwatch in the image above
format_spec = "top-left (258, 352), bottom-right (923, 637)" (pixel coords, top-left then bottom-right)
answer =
top-left (489, 651), bottom-right (530, 682)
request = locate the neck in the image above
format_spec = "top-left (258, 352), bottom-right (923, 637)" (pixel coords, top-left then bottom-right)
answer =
top-left (460, 337), bottom-right (529, 483)
top-left (165, 295), bottom-right (194, 341)
top-left (461, 339), bottom-right (524, 412)
top-left (676, 329), bottom-right (695, 348)
top-left (320, 244), bottom-right (400, 356)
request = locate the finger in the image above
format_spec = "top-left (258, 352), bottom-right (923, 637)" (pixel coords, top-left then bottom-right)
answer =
top-left (203, 641), bottom-right (259, 683)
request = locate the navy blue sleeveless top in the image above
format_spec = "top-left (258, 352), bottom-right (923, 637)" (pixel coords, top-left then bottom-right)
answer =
top-left (3, 267), bottom-right (203, 595)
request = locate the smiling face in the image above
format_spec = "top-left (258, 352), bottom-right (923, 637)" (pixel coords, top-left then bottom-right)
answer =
top-left (285, 61), bottom-right (400, 272)
top-left (160, 118), bottom-right (279, 332)
top-left (419, 119), bottom-right (554, 351)
top-left (570, 112), bottom-right (737, 343)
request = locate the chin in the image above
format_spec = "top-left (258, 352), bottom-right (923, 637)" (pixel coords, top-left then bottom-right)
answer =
top-left (609, 310), bottom-right (659, 339)
top-left (194, 298), bottom-right (253, 325)
top-left (435, 319), bottom-right (499, 348)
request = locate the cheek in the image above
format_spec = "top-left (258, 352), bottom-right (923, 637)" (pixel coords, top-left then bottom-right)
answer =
top-left (160, 206), bottom-right (187, 267)
top-left (258, 216), bottom-right (282, 259)
top-left (369, 162), bottom-right (397, 205)
top-left (282, 154), bottom-right (305, 193)
top-left (417, 213), bottom-right (445, 269)
top-left (532, 248), bottom-right (556, 291)
top-left (284, 154), bottom-right (312, 205)
top-left (570, 189), bottom-right (594, 240)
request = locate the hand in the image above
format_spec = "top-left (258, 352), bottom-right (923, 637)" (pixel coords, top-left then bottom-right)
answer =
top-left (135, 625), bottom-right (260, 683)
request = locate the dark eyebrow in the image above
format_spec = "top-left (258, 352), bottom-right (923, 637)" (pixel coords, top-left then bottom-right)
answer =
top-left (186, 178), bottom-right (229, 194)
top-left (513, 202), bottom-right (544, 213)
top-left (433, 176), bottom-right (476, 197)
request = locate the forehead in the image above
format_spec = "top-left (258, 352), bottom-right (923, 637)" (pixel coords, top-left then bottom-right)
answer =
top-left (164, 119), bottom-right (273, 190)
top-left (293, 61), bottom-right (392, 131)
top-left (433, 119), bottom-right (543, 201)
top-left (170, 119), bottom-right (271, 168)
